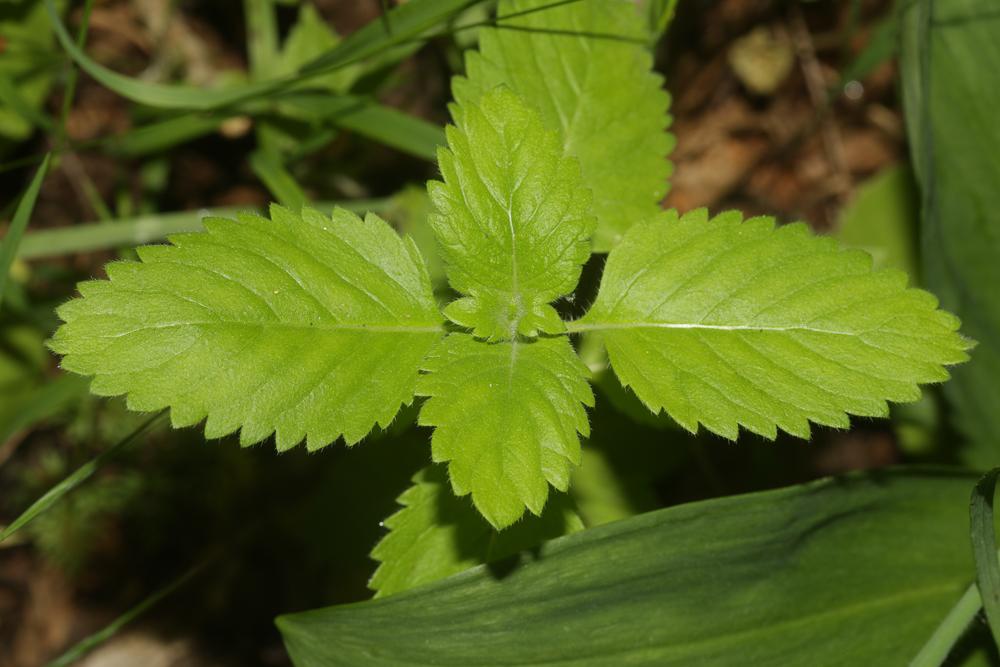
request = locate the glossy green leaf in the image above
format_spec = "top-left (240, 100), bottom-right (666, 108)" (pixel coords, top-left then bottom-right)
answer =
top-left (574, 209), bottom-right (970, 440)
top-left (369, 465), bottom-right (583, 598)
top-left (50, 206), bottom-right (443, 450)
top-left (430, 87), bottom-right (594, 340)
top-left (455, 0), bottom-right (673, 251)
top-left (901, 0), bottom-right (1000, 469)
top-left (417, 334), bottom-right (593, 529)
top-left (278, 469), bottom-right (977, 666)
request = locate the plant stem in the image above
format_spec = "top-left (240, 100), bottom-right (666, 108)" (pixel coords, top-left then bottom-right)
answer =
top-left (16, 199), bottom-right (391, 260)
top-left (909, 582), bottom-right (982, 667)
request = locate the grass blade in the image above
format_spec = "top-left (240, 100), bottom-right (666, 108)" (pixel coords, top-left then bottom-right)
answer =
top-left (15, 199), bottom-right (390, 260)
top-left (909, 582), bottom-right (982, 667)
top-left (0, 153), bottom-right (50, 313)
top-left (971, 468), bottom-right (1000, 648)
top-left (45, 556), bottom-right (213, 667)
top-left (299, 0), bottom-right (482, 76)
top-left (111, 114), bottom-right (227, 156)
top-left (0, 411), bottom-right (166, 545)
top-left (249, 150), bottom-right (307, 209)
top-left (46, 0), bottom-right (487, 111)
top-left (280, 94), bottom-right (444, 161)
top-left (45, 0), bottom-right (278, 110)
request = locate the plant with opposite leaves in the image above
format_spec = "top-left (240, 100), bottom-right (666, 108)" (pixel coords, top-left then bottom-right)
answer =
top-left (48, 0), bottom-right (970, 597)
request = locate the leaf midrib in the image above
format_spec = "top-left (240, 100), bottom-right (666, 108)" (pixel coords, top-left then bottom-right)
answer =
top-left (567, 321), bottom-right (859, 336)
top-left (97, 320), bottom-right (445, 337)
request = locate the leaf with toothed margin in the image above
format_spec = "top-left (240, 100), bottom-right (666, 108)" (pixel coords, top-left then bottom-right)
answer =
top-left (574, 209), bottom-right (972, 440)
top-left (369, 465), bottom-right (583, 598)
top-left (454, 0), bottom-right (674, 252)
top-left (49, 206), bottom-right (443, 451)
top-left (429, 87), bottom-right (594, 341)
top-left (417, 333), bottom-right (594, 529)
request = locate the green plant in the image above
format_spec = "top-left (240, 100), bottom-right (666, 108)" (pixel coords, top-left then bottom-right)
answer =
top-left (4, 0), bottom-right (998, 664)
top-left (50, 0), bottom-right (966, 544)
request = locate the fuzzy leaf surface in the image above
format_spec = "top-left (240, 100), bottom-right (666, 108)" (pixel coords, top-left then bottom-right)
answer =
top-left (51, 206), bottom-right (443, 450)
top-left (429, 87), bottom-right (594, 340)
top-left (576, 209), bottom-right (971, 440)
top-left (454, 0), bottom-right (673, 251)
top-left (369, 465), bottom-right (583, 598)
top-left (417, 333), bottom-right (594, 529)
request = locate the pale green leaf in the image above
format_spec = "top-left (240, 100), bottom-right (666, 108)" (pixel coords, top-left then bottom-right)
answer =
top-left (50, 206), bottom-right (443, 451)
top-left (278, 469), bottom-right (977, 666)
top-left (574, 209), bottom-right (971, 440)
top-left (429, 87), bottom-right (594, 340)
top-left (417, 333), bottom-right (594, 529)
top-left (454, 0), bottom-right (673, 251)
top-left (369, 465), bottom-right (583, 598)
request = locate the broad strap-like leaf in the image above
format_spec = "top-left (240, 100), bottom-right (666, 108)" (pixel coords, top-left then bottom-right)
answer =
top-left (901, 0), bottom-right (1000, 468)
top-left (417, 333), bottom-right (594, 529)
top-left (574, 209), bottom-right (971, 440)
top-left (428, 87), bottom-right (594, 340)
top-left (369, 465), bottom-right (583, 598)
top-left (454, 0), bottom-right (673, 252)
top-left (50, 206), bottom-right (443, 450)
top-left (278, 470), bottom-right (977, 667)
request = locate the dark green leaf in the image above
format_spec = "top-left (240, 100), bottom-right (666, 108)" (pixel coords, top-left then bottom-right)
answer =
top-left (971, 468), bottom-right (1000, 648)
top-left (278, 469), bottom-right (976, 666)
top-left (901, 0), bottom-right (1000, 468)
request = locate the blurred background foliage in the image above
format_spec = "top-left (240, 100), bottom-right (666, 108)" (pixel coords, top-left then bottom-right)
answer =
top-left (0, 0), bottom-right (997, 665)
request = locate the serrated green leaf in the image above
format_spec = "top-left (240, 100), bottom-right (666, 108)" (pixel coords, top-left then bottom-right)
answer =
top-left (454, 0), bottom-right (673, 251)
top-left (50, 206), bottom-right (443, 451)
top-left (429, 88), bottom-right (594, 340)
top-left (277, 469), bottom-right (977, 666)
top-left (417, 333), bottom-right (593, 529)
top-left (369, 465), bottom-right (583, 598)
top-left (574, 209), bottom-right (971, 440)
